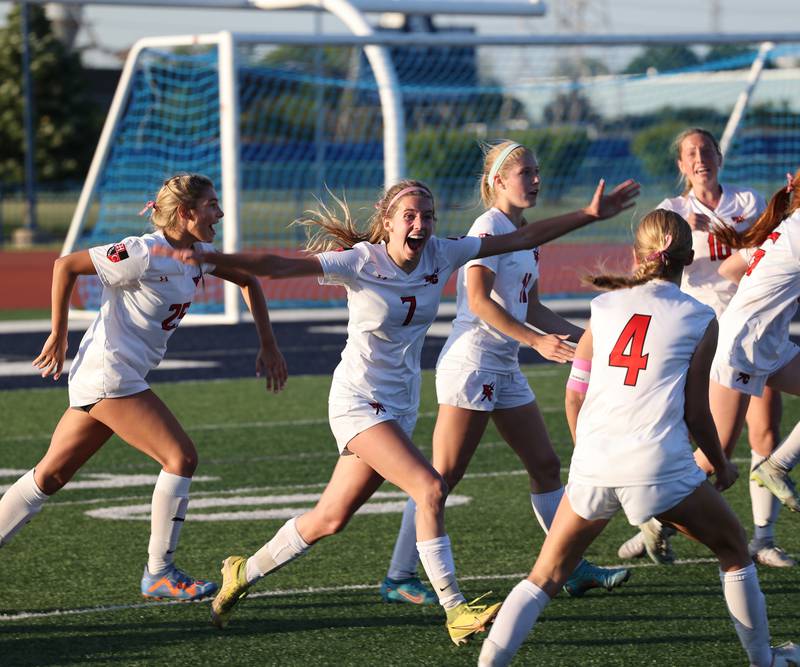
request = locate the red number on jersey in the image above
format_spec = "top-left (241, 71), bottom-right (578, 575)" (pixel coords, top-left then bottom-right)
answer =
top-left (745, 232), bottom-right (781, 277)
top-left (707, 233), bottom-right (732, 262)
top-left (400, 296), bottom-right (417, 326)
top-left (609, 314), bottom-right (652, 386)
top-left (161, 302), bottom-right (191, 331)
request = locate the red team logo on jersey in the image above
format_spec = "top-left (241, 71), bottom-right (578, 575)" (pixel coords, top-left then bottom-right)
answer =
top-left (424, 268), bottom-right (440, 285)
top-left (480, 383), bottom-right (495, 402)
top-left (106, 242), bottom-right (129, 263)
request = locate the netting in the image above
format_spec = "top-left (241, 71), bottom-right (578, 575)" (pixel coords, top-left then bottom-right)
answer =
top-left (71, 37), bottom-right (800, 312)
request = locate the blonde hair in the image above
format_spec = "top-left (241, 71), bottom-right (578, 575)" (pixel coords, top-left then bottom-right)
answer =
top-left (713, 167), bottom-right (800, 249)
top-left (479, 140), bottom-right (534, 208)
top-left (149, 173), bottom-right (215, 231)
top-left (585, 209), bottom-right (693, 290)
top-left (672, 128), bottom-right (722, 196)
top-left (296, 180), bottom-right (435, 253)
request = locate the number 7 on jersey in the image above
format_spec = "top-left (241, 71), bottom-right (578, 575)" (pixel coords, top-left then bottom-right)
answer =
top-left (609, 314), bottom-right (652, 386)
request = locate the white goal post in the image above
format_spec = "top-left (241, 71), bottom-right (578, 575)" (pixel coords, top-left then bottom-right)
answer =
top-left (63, 29), bottom-right (800, 322)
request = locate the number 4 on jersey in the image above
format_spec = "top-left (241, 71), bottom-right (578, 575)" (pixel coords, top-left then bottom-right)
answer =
top-left (609, 314), bottom-right (652, 386)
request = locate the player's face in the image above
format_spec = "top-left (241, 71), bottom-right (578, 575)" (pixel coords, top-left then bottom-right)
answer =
top-left (185, 188), bottom-right (223, 243)
top-left (495, 153), bottom-right (540, 211)
top-left (677, 134), bottom-right (721, 191)
top-left (383, 194), bottom-right (435, 271)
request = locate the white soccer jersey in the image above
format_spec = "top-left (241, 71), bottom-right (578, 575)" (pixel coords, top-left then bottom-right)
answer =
top-left (437, 208), bottom-right (540, 373)
top-left (716, 211), bottom-right (800, 377)
top-left (569, 280), bottom-right (715, 487)
top-left (317, 235), bottom-right (481, 414)
top-left (68, 231), bottom-right (215, 406)
top-left (659, 184), bottom-right (765, 316)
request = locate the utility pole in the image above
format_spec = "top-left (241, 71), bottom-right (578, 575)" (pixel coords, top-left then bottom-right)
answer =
top-left (14, 1), bottom-right (39, 247)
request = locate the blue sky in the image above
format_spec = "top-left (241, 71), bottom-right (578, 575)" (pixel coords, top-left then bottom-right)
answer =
top-left (0, 1), bottom-right (795, 67)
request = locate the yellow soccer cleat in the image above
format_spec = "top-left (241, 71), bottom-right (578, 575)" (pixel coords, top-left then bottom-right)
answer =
top-left (210, 555), bottom-right (251, 629)
top-left (446, 593), bottom-right (502, 646)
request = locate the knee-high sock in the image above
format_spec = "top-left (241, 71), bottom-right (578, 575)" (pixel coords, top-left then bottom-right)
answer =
top-left (479, 579), bottom-right (551, 667)
top-left (386, 498), bottom-right (419, 580)
top-left (147, 471), bottom-right (191, 574)
top-left (416, 535), bottom-right (464, 609)
top-left (0, 469), bottom-right (49, 546)
top-left (770, 421), bottom-right (800, 471)
top-left (530, 488), bottom-right (563, 534)
top-left (246, 517), bottom-right (311, 584)
top-left (750, 452), bottom-right (780, 545)
top-left (720, 564), bottom-right (772, 667)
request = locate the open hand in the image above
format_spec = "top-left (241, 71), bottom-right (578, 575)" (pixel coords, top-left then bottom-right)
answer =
top-left (32, 333), bottom-right (68, 381)
top-left (584, 179), bottom-right (640, 221)
top-left (530, 333), bottom-right (574, 364)
top-left (256, 343), bottom-right (288, 393)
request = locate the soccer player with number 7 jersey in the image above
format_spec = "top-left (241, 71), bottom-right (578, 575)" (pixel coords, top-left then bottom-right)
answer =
top-left (479, 208), bottom-right (799, 667)
top-left (154, 176), bottom-right (639, 643)
top-left (710, 168), bottom-right (800, 517)
top-left (381, 141), bottom-right (630, 608)
top-left (0, 174), bottom-right (288, 601)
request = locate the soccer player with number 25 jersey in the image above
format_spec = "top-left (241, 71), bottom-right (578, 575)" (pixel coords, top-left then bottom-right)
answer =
top-left (0, 174), bottom-right (287, 602)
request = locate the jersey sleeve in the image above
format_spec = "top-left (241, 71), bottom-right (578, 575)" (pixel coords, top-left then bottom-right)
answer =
top-left (440, 235), bottom-right (482, 271)
top-left (89, 236), bottom-right (149, 287)
top-left (316, 244), bottom-right (369, 287)
top-left (463, 216), bottom-right (503, 274)
top-left (656, 197), bottom-right (677, 212)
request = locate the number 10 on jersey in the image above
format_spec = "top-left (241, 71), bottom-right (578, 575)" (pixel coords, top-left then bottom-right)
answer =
top-left (609, 314), bottom-right (652, 386)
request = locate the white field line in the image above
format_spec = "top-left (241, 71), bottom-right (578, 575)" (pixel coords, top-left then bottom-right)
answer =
top-left (0, 555), bottom-right (752, 623)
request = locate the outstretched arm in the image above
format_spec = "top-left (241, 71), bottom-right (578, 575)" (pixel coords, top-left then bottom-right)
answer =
top-left (212, 265), bottom-right (288, 393)
top-left (153, 245), bottom-right (323, 279)
top-left (476, 179), bottom-right (639, 259)
top-left (33, 251), bottom-right (97, 380)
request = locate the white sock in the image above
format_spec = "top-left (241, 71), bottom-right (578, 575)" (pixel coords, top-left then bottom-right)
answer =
top-left (750, 452), bottom-right (779, 545)
top-left (530, 488), bottom-right (563, 534)
top-left (416, 535), bottom-right (464, 609)
top-left (720, 564), bottom-right (772, 667)
top-left (770, 421), bottom-right (800, 471)
top-left (480, 579), bottom-right (550, 666)
top-left (147, 471), bottom-right (191, 574)
top-left (245, 517), bottom-right (311, 584)
top-left (386, 498), bottom-right (419, 580)
top-left (0, 469), bottom-right (49, 546)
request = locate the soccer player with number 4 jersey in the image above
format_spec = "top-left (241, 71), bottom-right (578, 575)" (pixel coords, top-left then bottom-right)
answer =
top-left (618, 128), bottom-right (791, 568)
top-left (381, 141), bottom-right (629, 607)
top-left (478, 208), bottom-right (799, 667)
top-left (156, 176), bottom-right (639, 643)
top-left (0, 174), bottom-right (288, 601)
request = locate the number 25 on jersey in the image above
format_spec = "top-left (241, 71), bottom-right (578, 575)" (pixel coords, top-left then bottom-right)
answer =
top-left (609, 314), bottom-right (652, 386)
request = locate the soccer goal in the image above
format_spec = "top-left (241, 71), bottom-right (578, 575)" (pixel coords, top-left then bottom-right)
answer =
top-left (63, 30), bottom-right (800, 322)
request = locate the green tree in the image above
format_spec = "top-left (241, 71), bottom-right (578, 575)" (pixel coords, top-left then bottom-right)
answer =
top-left (0, 4), bottom-right (98, 185)
top-left (623, 45), bottom-right (701, 75)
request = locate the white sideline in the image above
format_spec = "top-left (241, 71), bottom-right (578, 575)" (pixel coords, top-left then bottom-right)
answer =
top-left (0, 556), bottom-right (729, 623)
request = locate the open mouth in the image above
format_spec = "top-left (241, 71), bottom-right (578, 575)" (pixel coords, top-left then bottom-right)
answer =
top-left (407, 235), bottom-right (426, 252)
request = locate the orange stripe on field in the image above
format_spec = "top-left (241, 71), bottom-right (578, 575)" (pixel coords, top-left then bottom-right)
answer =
top-left (0, 244), bottom-right (632, 310)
